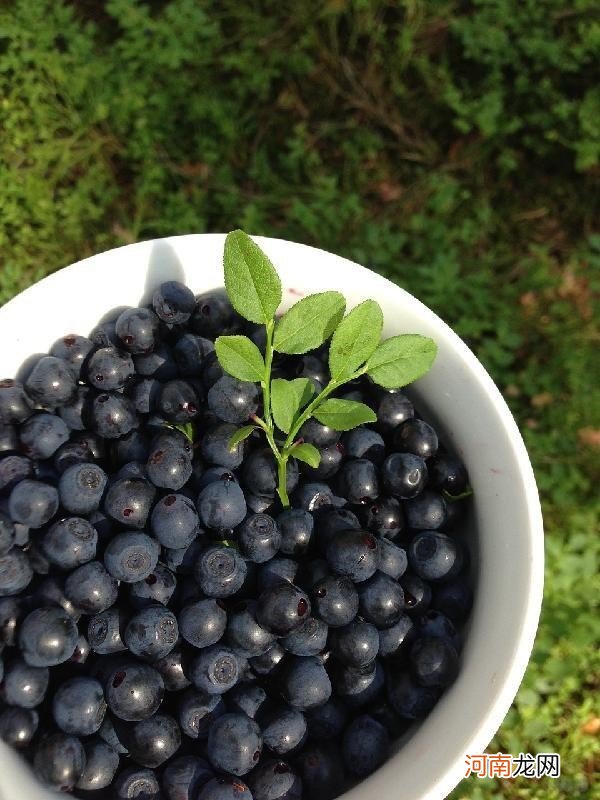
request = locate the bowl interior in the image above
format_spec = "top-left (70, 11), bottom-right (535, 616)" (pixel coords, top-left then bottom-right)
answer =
top-left (0, 234), bottom-right (543, 800)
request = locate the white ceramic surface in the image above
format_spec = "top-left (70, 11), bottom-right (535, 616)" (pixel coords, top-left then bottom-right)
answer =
top-left (0, 235), bottom-right (544, 800)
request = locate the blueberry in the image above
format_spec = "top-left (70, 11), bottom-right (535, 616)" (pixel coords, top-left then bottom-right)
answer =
top-left (87, 346), bottom-right (135, 390)
top-left (164, 538), bottom-right (204, 575)
top-left (88, 606), bottom-right (128, 655)
top-left (151, 492), bottom-right (200, 548)
top-left (387, 672), bottom-right (440, 719)
top-left (54, 439), bottom-right (99, 474)
top-left (400, 572), bottom-right (432, 616)
top-left (257, 557), bottom-right (298, 591)
top-left (281, 656), bottom-right (331, 709)
top-left (0, 454), bottom-right (33, 492)
top-left (65, 560), bottom-right (118, 613)
top-left (72, 429), bottom-right (106, 461)
top-left (154, 648), bottom-right (192, 692)
top-left (198, 777), bottom-right (253, 800)
top-left (53, 676), bottom-right (106, 735)
top-left (410, 635), bottom-right (459, 687)
top-left (325, 528), bottom-right (379, 583)
top-left (342, 427), bottom-right (385, 465)
top-left (377, 538), bottom-right (408, 579)
top-left (33, 732), bottom-right (86, 791)
top-left (90, 319), bottom-right (119, 348)
top-left (242, 447), bottom-right (298, 497)
top-left (130, 564), bottom-right (177, 608)
top-left (158, 379), bottom-right (201, 423)
top-left (404, 491), bottom-right (447, 530)
top-left (0, 596), bottom-right (20, 646)
top-left (256, 582), bottom-right (310, 635)
top-left (394, 418), bottom-right (438, 459)
top-left (358, 572), bottom-right (404, 628)
top-left (207, 712), bottom-right (262, 776)
top-left (281, 616), bottom-right (328, 656)
top-left (292, 482), bottom-right (335, 513)
top-left (50, 333), bottom-right (94, 379)
top-left (179, 598), bottom-right (226, 649)
top-left (124, 605), bottom-right (179, 661)
top-left (298, 419), bottom-right (339, 449)
top-left (305, 698), bottom-right (347, 741)
top-left (249, 642), bottom-right (286, 677)
top-left (104, 531), bottom-right (160, 582)
top-left (201, 422), bottom-right (247, 469)
top-left (151, 427), bottom-right (194, 457)
top-left (228, 681), bottom-right (269, 720)
top-left (19, 606), bottom-right (78, 666)
top-left (162, 755), bottom-right (214, 800)
top-left (104, 477), bottom-right (155, 530)
top-left (173, 333), bottom-right (215, 375)
top-left (296, 746), bottom-right (343, 800)
top-left (98, 714), bottom-right (129, 754)
top-left (276, 509), bottom-right (313, 557)
top-left (113, 430), bottom-right (151, 464)
top-left (129, 377), bottom-right (161, 414)
top-left (342, 714), bottom-right (389, 777)
top-left (302, 442), bottom-right (344, 480)
top-left (378, 614), bottom-right (416, 658)
top-left (375, 392), bottom-right (414, 433)
top-left (178, 688), bottom-right (225, 739)
top-left (201, 351), bottom-right (226, 389)
top-left (189, 644), bottom-right (242, 695)
top-left (336, 657), bottom-right (384, 705)
top-left (312, 575), bottom-right (358, 627)
top-left (147, 444), bottom-right (192, 490)
top-left (19, 412), bottom-right (69, 459)
top-left (428, 452), bottom-right (468, 494)
top-left (0, 379), bottom-right (33, 424)
top-left (116, 307), bottom-right (160, 353)
top-left (0, 706), bottom-right (38, 748)
top-left (192, 290), bottom-right (236, 337)
top-left (248, 759), bottom-right (302, 800)
top-left (25, 356), bottom-right (77, 407)
top-left (106, 662), bottom-right (165, 721)
top-left (331, 620), bottom-right (379, 667)
top-left (208, 376), bottom-right (259, 424)
top-left (337, 458), bottom-right (379, 504)
top-left (418, 610), bottom-right (461, 649)
top-left (294, 354), bottom-right (328, 391)
top-left (114, 767), bottom-right (161, 799)
top-left (124, 712), bottom-right (182, 768)
top-left (262, 708), bottom-right (307, 755)
top-left (134, 343), bottom-right (178, 380)
top-left (8, 479), bottom-right (58, 528)
top-left (314, 508), bottom-right (361, 552)
top-left (76, 738), bottom-right (120, 791)
top-left (42, 515), bottom-right (97, 569)
top-left (431, 578), bottom-right (473, 623)
top-left (91, 392), bottom-right (139, 438)
top-left (0, 422), bottom-right (18, 452)
top-left (2, 658), bottom-right (49, 708)
top-left (381, 452), bottom-right (428, 499)
top-left (194, 545), bottom-right (247, 598)
top-left (238, 513), bottom-right (281, 563)
top-left (227, 600), bottom-right (276, 656)
top-left (0, 548), bottom-right (33, 596)
top-left (363, 496), bottom-right (404, 539)
top-left (409, 530), bottom-right (462, 581)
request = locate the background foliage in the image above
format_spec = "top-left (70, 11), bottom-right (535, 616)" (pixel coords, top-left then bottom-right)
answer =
top-left (1, 1), bottom-right (598, 797)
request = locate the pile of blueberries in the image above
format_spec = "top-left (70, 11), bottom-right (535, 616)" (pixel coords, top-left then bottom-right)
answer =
top-left (0, 281), bottom-right (472, 800)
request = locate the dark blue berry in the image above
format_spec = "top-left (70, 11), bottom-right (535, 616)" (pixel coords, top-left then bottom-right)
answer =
top-left (312, 575), bottom-right (358, 627)
top-left (58, 385), bottom-right (93, 430)
top-left (298, 418), bottom-right (339, 447)
top-left (207, 712), bottom-right (262, 775)
top-left (342, 714), bottom-right (389, 777)
top-left (256, 582), bottom-right (310, 635)
top-left (198, 777), bottom-right (253, 800)
top-left (130, 564), bottom-right (177, 609)
top-left (238, 513), bottom-right (281, 563)
top-left (104, 531), bottom-right (159, 583)
top-left (325, 528), bottom-right (379, 583)
top-left (302, 442), bottom-right (344, 479)
top-left (197, 476), bottom-right (247, 531)
top-left (394, 418), bottom-right (438, 459)
top-left (276, 509), bottom-right (314, 557)
top-left (179, 598), bottom-right (226, 649)
top-left (91, 392), bottom-right (138, 438)
top-left (243, 447), bottom-right (299, 497)
top-left (162, 755), bottom-right (214, 800)
top-left (331, 620), bottom-right (379, 667)
top-left (129, 377), bottom-right (161, 414)
top-left (178, 688), bottom-right (225, 739)
top-left (194, 545), bottom-right (247, 598)
top-left (60, 462), bottom-right (107, 514)
top-left (25, 356), bottom-right (77, 407)
top-left (115, 307), bottom-right (159, 354)
top-left (88, 346), bottom-right (134, 390)
top-left (226, 600), bottom-right (276, 657)
top-left (248, 759), bottom-right (302, 800)
top-left (114, 767), bottom-right (161, 799)
top-left (154, 648), bottom-right (192, 692)
top-left (377, 538), bottom-right (408, 580)
top-left (19, 606), bottom-right (78, 666)
top-left (124, 605), bottom-right (178, 661)
top-left (158, 379), bottom-right (201, 423)
top-left (0, 706), bottom-right (38, 748)
top-left (65, 560), bottom-right (118, 613)
top-left (76, 738), bottom-right (120, 791)
top-left (296, 746), bottom-right (343, 800)
top-left (292, 481), bottom-right (334, 513)
top-left (342, 427), bottom-right (385, 465)
top-left (378, 614), bottom-right (416, 658)
top-left (358, 572), bottom-right (404, 628)
top-left (281, 656), bottom-right (331, 709)
top-left (189, 645), bottom-right (242, 695)
top-left (404, 491), bottom-right (447, 530)
top-left (375, 392), bottom-right (414, 433)
top-left (50, 333), bottom-right (94, 379)
top-left (409, 530), bottom-right (463, 580)
top-left (33, 733), bottom-right (85, 790)
top-left (53, 676), bottom-right (106, 735)
top-left (106, 662), bottom-right (165, 721)
top-left (249, 642), bottom-right (285, 677)
top-left (281, 615), bottom-right (328, 657)
top-left (0, 454), bottom-right (33, 492)
top-left (228, 681), bottom-right (269, 720)
top-left (387, 672), bottom-right (440, 719)
top-left (134, 343), bottom-right (178, 380)
top-left (42, 516), bottom-right (97, 569)
top-left (146, 444), bottom-right (192, 490)
top-left (208, 376), bottom-right (259, 424)
top-left (400, 572), bottom-right (432, 616)
top-left (410, 635), bottom-right (459, 687)
top-left (429, 452), bottom-right (468, 494)
top-left (258, 557), bottom-right (298, 591)
top-left (19, 412), bottom-right (69, 459)
top-left (263, 707), bottom-right (306, 755)
top-left (192, 290), bottom-right (236, 337)
top-left (431, 578), bottom-right (473, 623)
top-left (173, 333), bottom-right (215, 375)
top-left (363, 496), bottom-right (404, 538)
top-left (381, 452), bottom-right (428, 499)
top-left (305, 698), bottom-right (347, 741)
top-left (0, 379), bottom-right (33, 424)
top-left (8, 479), bottom-right (58, 528)
top-left (201, 422), bottom-right (247, 469)
top-left (337, 458), bottom-right (379, 504)
top-left (2, 658), bottom-right (48, 708)
top-left (0, 421), bottom-right (18, 452)
top-left (150, 492), bottom-right (200, 548)
top-left (0, 548), bottom-right (33, 596)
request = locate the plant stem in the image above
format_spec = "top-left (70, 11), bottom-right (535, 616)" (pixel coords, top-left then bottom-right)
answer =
top-left (262, 319), bottom-right (275, 429)
top-left (276, 454), bottom-right (289, 507)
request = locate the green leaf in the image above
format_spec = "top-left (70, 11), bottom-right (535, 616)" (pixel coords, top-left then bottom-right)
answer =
top-left (271, 378), bottom-right (314, 434)
top-left (273, 291), bottom-right (346, 354)
top-left (328, 300), bottom-right (383, 381)
top-left (215, 335), bottom-right (265, 383)
top-left (313, 398), bottom-right (377, 431)
top-left (228, 425), bottom-right (257, 451)
top-left (366, 334), bottom-right (437, 389)
top-left (290, 442), bottom-right (321, 468)
top-left (223, 230), bottom-right (282, 323)
top-left (165, 421), bottom-right (194, 442)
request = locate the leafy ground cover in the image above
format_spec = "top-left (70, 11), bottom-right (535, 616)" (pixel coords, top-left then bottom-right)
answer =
top-left (0, 1), bottom-right (598, 797)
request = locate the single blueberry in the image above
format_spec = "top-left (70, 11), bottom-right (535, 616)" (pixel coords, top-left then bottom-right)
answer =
top-left (358, 571), bottom-right (405, 628)
top-left (0, 379), bottom-right (33, 424)
top-left (0, 454), bottom-right (33, 492)
top-left (50, 333), bottom-right (94, 379)
top-left (0, 706), bottom-right (38, 748)
top-left (276, 508), bottom-right (314, 557)
top-left (179, 598), bottom-right (227, 649)
top-left (162, 755), bottom-right (215, 800)
top-left (124, 712), bottom-right (182, 768)
top-left (331, 620), bottom-right (379, 667)
top-left (194, 545), bottom-right (247, 598)
top-left (248, 759), bottom-right (302, 800)
top-left (375, 392), bottom-right (414, 433)
top-left (337, 458), bottom-right (379, 504)
top-left (198, 777), bottom-right (253, 800)
top-left (208, 376), bottom-right (259, 424)
top-left (76, 738), bottom-right (120, 791)
top-left (387, 671), bottom-right (440, 719)
top-left (248, 642), bottom-right (285, 677)
top-left (262, 707), bottom-right (307, 755)
top-left (281, 615), bottom-right (328, 657)
top-left (114, 767), bottom-right (161, 799)
top-left (362, 496), bottom-right (404, 539)
top-left (0, 547), bottom-right (33, 596)
top-left (394, 418), bottom-right (439, 459)
top-left (2, 657), bottom-right (49, 708)
top-left (115, 307), bottom-right (160, 354)
top-left (104, 531), bottom-right (160, 583)
top-left (256, 582), bottom-right (310, 635)
top-left (311, 575), bottom-right (358, 628)
top-left (42, 515), bottom-right (97, 569)
top-left (59, 462), bottom-right (108, 514)
top-left (91, 392), bottom-right (139, 439)
top-left (281, 655), bottom-right (332, 709)
top-left (88, 606), bottom-right (128, 655)
top-left (238, 513), bottom-right (282, 563)
top-left (207, 712), bottom-right (262, 776)
top-left (342, 427), bottom-right (385, 465)
top-left (400, 571), bottom-right (432, 616)
top-left (177, 688), bottom-right (225, 739)
top-left (342, 714), bottom-right (389, 777)
top-left (409, 530), bottom-right (463, 580)
top-left (377, 537), bottom-right (408, 579)
top-left (150, 492), bottom-right (200, 548)
top-left (33, 732), bottom-right (86, 791)
top-left (19, 606), bottom-right (78, 666)
top-left (158, 379), bottom-right (201, 423)
top-left (325, 528), bottom-right (379, 583)
top-left (87, 346), bottom-right (135, 390)
top-left (52, 676), bottom-right (106, 735)
top-left (64, 560), bottom-right (118, 613)
top-left (242, 447), bottom-right (299, 497)
top-left (124, 605), bottom-right (179, 661)
top-left (19, 412), bottom-right (69, 459)
top-left (25, 356), bottom-right (77, 408)
top-left (296, 746), bottom-right (343, 800)
top-left (378, 614), bottom-right (416, 658)
top-left (8, 479), bottom-right (59, 528)
top-left (381, 452), bottom-right (428, 499)
top-left (129, 564), bottom-right (177, 609)
top-left (201, 422), bottom-right (247, 469)
top-left (106, 661), bottom-right (165, 721)
top-left (173, 332), bottom-right (215, 375)
top-left (305, 698), bottom-right (348, 741)
top-left (226, 600), bottom-right (276, 657)
top-left (154, 647), bottom-right (192, 692)
top-left (189, 644), bottom-right (242, 695)
top-left (410, 635), bottom-right (459, 687)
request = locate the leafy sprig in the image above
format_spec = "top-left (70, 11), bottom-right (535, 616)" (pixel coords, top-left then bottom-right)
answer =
top-left (216, 230), bottom-right (438, 507)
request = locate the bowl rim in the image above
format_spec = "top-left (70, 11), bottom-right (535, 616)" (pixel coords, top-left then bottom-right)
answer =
top-left (0, 233), bottom-right (544, 800)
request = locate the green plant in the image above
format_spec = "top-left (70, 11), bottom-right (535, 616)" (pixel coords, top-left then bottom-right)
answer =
top-left (215, 230), bottom-right (436, 505)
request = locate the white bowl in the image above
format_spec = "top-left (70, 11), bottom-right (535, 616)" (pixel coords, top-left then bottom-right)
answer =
top-left (0, 234), bottom-right (543, 799)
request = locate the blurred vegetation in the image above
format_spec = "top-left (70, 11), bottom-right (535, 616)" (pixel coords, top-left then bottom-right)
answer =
top-left (0, 1), bottom-right (598, 797)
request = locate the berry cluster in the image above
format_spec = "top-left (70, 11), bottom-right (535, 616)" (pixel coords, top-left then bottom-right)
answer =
top-left (0, 278), bottom-right (471, 799)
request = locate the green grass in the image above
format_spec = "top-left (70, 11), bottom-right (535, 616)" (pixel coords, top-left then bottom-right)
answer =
top-left (1, 1), bottom-right (599, 797)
